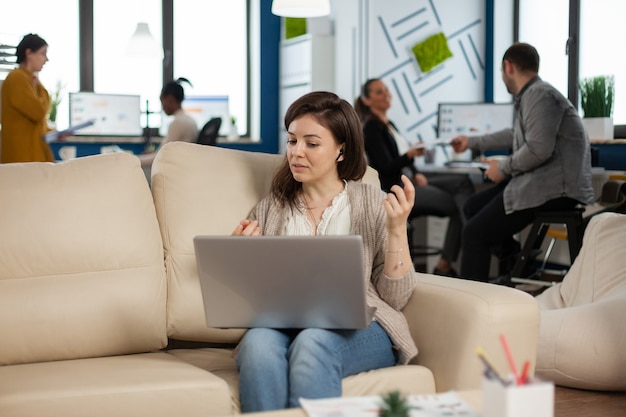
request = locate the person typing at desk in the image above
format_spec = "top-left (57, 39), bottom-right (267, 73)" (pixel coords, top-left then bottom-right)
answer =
top-left (355, 78), bottom-right (474, 277)
top-left (450, 42), bottom-right (594, 282)
top-left (138, 77), bottom-right (198, 168)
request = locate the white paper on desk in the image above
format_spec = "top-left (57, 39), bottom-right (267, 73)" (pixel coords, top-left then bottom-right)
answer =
top-left (300, 391), bottom-right (479, 417)
top-left (44, 119), bottom-right (96, 143)
top-left (412, 139), bottom-right (451, 149)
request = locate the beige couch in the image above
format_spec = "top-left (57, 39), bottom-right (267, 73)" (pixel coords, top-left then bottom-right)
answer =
top-left (535, 212), bottom-right (626, 391)
top-left (0, 142), bottom-right (540, 417)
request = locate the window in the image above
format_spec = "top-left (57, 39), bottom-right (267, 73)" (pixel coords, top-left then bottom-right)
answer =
top-left (173, 0), bottom-right (248, 135)
top-left (517, 0), bottom-right (625, 125)
top-left (0, 0), bottom-right (80, 130)
top-left (94, 0), bottom-right (163, 128)
top-left (580, 0), bottom-right (625, 124)
top-left (518, 0), bottom-right (569, 97)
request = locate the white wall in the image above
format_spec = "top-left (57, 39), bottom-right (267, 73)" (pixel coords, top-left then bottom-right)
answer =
top-left (333, 0), bottom-right (489, 145)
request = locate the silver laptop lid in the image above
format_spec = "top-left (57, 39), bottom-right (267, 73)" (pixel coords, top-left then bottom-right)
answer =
top-left (193, 235), bottom-right (373, 329)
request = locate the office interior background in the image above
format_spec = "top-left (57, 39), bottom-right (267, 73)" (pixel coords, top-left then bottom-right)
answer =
top-left (0, 0), bottom-right (624, 156)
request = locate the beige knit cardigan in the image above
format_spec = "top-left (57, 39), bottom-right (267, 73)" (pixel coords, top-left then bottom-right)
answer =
top-left (249, 181), bottom-right (419, 364)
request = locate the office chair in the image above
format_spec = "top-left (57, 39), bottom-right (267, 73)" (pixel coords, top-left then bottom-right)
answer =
top-left (196, 117), bottom-right (222, 146)
top-left (511, 179), bottom-right (626, 287)
top-left (407, 215), bottom-right (443, 272)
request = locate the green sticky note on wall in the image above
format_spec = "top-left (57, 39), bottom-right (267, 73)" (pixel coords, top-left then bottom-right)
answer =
top-left (285, 18), bottom-right (307, 40)
top-left (412, 32), bottom-right (453, 73)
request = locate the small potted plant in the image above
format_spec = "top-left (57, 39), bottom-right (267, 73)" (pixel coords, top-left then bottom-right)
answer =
top-left (379, 391), bottom-right (410, 417)
top-left (48, 80), bottom-right (65, 128)
top-left (579, 75), bottom-right (615, 140)
top-left (227, 115), bottom-right (239, 142)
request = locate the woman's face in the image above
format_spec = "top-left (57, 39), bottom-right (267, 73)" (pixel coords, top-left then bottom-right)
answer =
top-left (364, 80), bottom-right (392, 113)
top-left (25, 46), bottom-right (48, 72)
top-left (160, 94), bottom-right (177, 116)
top-left (286, 114), bottom-right (343, 185)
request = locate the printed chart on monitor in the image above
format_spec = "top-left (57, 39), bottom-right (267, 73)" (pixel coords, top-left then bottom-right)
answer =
top-left (437, 102), bottom-right (514, 139)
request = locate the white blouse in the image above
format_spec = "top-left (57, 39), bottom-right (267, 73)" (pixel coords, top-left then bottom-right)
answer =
top-left (284, 184), bottom-right (351, 236)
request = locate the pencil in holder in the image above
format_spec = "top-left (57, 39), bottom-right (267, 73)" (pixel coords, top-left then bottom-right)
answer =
top-left (482, 374), bottom-right (554, 417)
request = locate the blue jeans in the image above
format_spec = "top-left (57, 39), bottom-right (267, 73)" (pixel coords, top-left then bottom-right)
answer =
top-left (236, 322), bottom-right (396, 412)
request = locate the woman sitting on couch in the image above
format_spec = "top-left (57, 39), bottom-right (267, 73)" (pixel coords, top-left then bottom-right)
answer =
top-left (232, 91), bottom-right (419, 412)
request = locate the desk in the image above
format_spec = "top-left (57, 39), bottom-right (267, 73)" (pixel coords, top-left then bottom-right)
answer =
top-left (50, 136), bottom-right (146, 160)
top-left (50, 136), bottom-right (268, 160)
top-left (590, 139), bottom-right (626, 170)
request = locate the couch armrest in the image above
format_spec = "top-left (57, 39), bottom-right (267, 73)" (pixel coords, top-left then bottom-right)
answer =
top-left (403, 274), bottom-right (539, 392)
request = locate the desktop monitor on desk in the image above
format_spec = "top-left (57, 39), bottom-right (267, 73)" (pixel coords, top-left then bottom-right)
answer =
top-left (69, 92), bottom-right (143, 137)
top-left (159, 95), bottom-right (230, 138)
top-left (435, 102), bottom-right (515, 163)
top-left (437, 102), bottom-right (514, 139)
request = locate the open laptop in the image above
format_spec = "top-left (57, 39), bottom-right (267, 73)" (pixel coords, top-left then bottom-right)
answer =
top-left (193, 235), bottom-right (375, 330)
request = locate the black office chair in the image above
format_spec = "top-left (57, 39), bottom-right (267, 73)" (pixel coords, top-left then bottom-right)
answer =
top-left (196, 117), bottom-right (222, 146)
top-left (407, 215), bottom-right (443, 272)
top-left (511, 179), bottom-right (626, 286)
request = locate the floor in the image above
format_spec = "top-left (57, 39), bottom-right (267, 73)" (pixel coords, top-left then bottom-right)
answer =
top-left (554, 386), bottom-right (626, 416)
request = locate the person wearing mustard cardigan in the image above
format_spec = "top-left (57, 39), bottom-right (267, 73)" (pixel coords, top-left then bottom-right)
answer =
top-left (1, 33), bottom-right (54, 163)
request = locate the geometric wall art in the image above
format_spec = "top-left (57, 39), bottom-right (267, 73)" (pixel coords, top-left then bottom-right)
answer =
top-left (337, 0), bottom-right (487, 144)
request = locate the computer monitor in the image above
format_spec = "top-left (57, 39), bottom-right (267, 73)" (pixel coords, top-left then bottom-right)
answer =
top-left (159, 95), bottom-right (230, 137)
top-left (437, 102), bottom-right (515, 138)
top-left (69, 92), bottom-right (143, 136)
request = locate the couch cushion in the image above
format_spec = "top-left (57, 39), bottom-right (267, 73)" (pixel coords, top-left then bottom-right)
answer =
top-left (168, 348), bottom-right (435, 413)
top-left (151, 142), bottom-right (380, 343)
top-left (0, 153), bottom-right (167, 365)
top-left (0, 352), bottom-right (231, 417)
top-left (151, 143), bottom-right (282, 342)
top-left (536, 212), bottom-right (626, 390)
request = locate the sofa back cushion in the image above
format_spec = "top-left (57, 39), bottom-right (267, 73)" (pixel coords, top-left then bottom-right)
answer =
top-left (151, 143), bottom-right (282, 342)
top-left (0, 153), bottom-right (167, 365)
top-left (151, 142), bottom-right (379, 343)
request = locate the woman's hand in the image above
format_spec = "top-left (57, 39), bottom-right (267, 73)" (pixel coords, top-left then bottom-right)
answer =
top-left (384, 175), bottom-right (415, 236)
top-left (231, 219), bottom-right (260, 236)
top-left (383, 175), bottom-right (415, 277)
top-left (413, 173), bottom-right (428, 187)
top-left (407, 147), bottom-right (426, 159)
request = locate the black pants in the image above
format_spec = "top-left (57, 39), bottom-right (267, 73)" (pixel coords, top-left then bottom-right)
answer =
top-left (411, 174), bottom-right (475, 263)
top-left (460, 180), bottom-right (579, 281)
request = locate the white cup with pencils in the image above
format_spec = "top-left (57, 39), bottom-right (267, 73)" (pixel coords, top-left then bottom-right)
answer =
top-left (478, 334), bottom-right (554, 417)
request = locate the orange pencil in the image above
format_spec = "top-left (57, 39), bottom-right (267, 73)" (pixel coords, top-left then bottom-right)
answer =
top-left (520, 360), bottom-right (531, 385)
top-left (499, 333), bottom-right (521, 385)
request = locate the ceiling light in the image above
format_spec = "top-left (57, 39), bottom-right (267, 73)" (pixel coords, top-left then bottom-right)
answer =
top-left (271, 0), bottom-right (331, 18)
top-left (125, 22), bottom-right (163, 60)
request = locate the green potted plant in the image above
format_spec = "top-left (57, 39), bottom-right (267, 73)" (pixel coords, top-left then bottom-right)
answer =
top-left (48, 80), bottom-right (65, 128)
top-left (227, 115), bottom-right (239, 142)
top-left (379, 391), bottom-right (410, 417)
top-left (579, 75), bottom-right (615, 140)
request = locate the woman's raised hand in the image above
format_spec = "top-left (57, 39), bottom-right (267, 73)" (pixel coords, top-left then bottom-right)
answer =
top-left (383, 175), bottom-right (415, 235)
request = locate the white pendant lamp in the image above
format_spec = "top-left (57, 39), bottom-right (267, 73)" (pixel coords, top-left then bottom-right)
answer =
top-left (125, 22), bottom-right (163, 60)
top-left (271, 0), bottom-right (331, 18)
